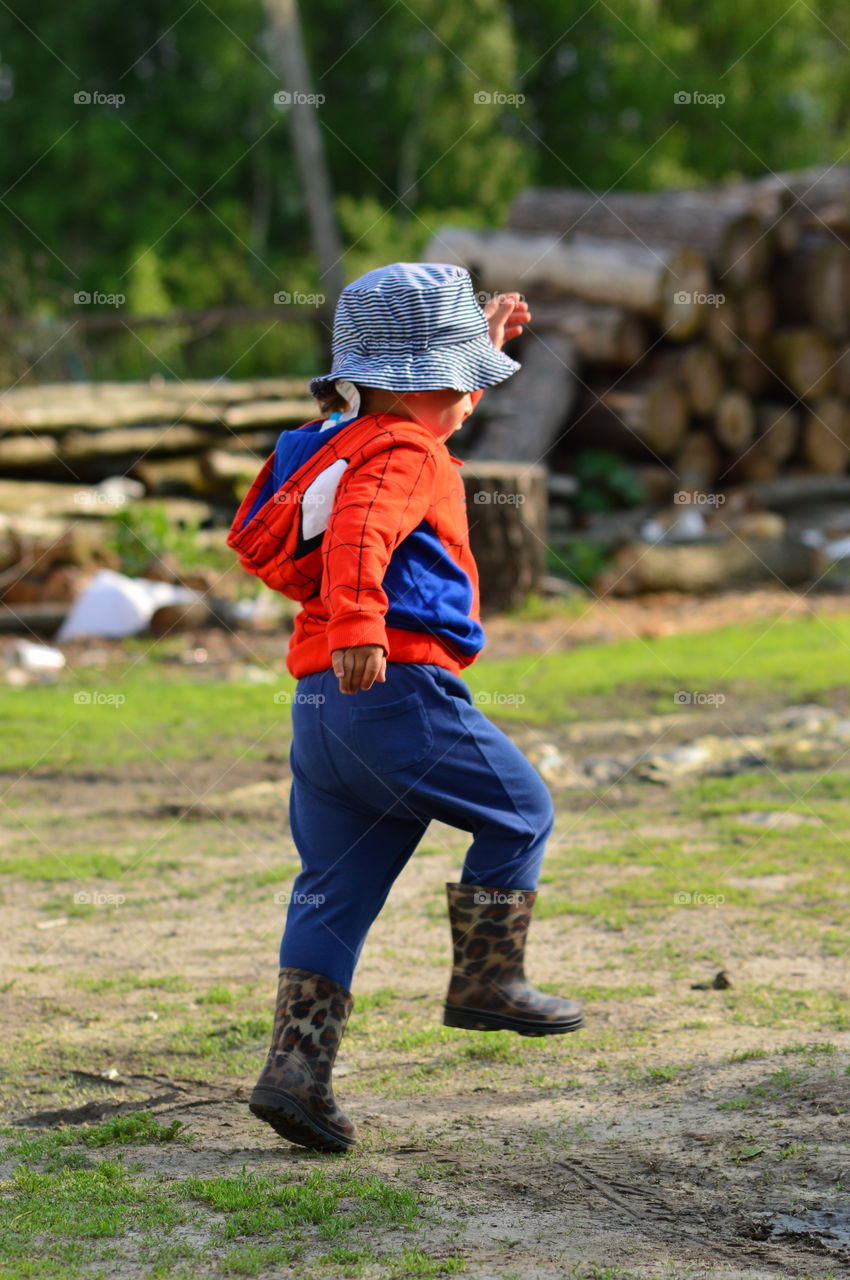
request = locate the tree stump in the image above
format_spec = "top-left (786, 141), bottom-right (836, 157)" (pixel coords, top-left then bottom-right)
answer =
top-left (461, 462), bottom-right (547, 613)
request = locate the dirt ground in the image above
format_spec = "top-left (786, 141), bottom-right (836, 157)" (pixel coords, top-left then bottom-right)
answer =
top-left (3, 589), bottom-right (850, 1278)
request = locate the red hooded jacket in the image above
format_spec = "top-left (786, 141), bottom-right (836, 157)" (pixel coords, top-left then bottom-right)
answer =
top-left (227, 398), bottom-right (486, 679)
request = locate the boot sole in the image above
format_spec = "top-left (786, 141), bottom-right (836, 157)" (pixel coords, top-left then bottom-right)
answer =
top-left (443, 1004), bottom-right (584, 1037)
top-left (248, 1087), bottom-right (355, 1153)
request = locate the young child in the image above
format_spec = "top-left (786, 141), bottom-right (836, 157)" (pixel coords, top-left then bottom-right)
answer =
top-left (227, 262), bottom-right (583, 1154)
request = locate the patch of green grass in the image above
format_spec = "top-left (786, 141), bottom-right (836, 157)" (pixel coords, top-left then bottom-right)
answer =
top-left (69, 973), bottom-right (192, 995)
top-left (180, 1169), bottom-right (418, 1241)
top-left (167, 1014), bottom-right (269, 1059)
top-left (781, 1041), bottom-right (837, 1059)
top-left (719, 1066), bottom-right (814, 1112)
top-left (0, 674), bottom-right (293, 772)
top-left (355, 987), bottom-right (404, 1013)
top-left (314, 1244), bottom-right (376, 1275)
top-left (218, 864), bottom-right (301, 894)
top-left (723, 986), bottom-right (850, 1032)
top-left (458, 1035), bottom-right (530, 1065)
top-left (0, 848), bottom-right (136, 882)
top-left (777, 1141), bottom-right (810, 1160)
top-left (3, 1111), bottom-right (190, 1167)
top-left (541, 983), bottom-right (655, 1001)
top-left (729, 1047), bottom-right (770, 1063)
top-left (220, 1245), bottom-right (302, 1276)
top-left (198, 985), bottom-right (237, 1006)
top-left (506, 592), bottom-right (588, 624)
top-left (463, 615), bottom-right (850, 722)
top-left (4, 616), bottom-right (849, 775)
top-left (0, 1155), bottom-right (427, 1279)
top-left (629, 1064), bottom-right (681, 1085)
top-left (386, 1249), bottom-right (466, 1276)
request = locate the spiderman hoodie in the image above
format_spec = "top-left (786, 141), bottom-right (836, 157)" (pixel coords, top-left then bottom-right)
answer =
top-left (227, 407), bottom-right (485, 679)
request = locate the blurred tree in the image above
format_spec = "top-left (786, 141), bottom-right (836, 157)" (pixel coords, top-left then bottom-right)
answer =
top-left (0, 0), bottom-right (290, 309)
top-left (3, 0), bottom-right (850, 379)
top-left (303, 0), bottom-right (530, 218)
top-left (511, 0), bottom-right (832, 190)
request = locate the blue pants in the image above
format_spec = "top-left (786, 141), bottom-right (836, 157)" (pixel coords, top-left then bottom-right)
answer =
top-left (279, 661), bottom-right (555, 989)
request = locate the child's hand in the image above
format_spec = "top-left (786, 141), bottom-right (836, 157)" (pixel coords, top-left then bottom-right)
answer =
top-left (331, 645), bottom-right (387, 694)
top-left (483, 292), bottom-right (531, 349)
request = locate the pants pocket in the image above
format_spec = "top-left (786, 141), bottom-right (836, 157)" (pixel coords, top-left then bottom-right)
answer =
top-left (350, 691), bottom-right (434, 773)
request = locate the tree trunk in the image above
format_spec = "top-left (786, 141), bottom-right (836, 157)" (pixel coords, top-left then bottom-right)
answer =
top-left (223, 399), bottom-right (319, 427)
top-left (605, 536), bottom-right (813, 594)
top-left (679, 344), bottom-right (725, 415)
top-left (133, 456), bottom-right (219, 498)
top-left (672, 430), bottom-right (721, 489)
top-left (755, 403), bottom-right (800, 463)
top-left (704, 294), bottom-right (740, 357)
top-left (0, 379), bottom-right (313, 432)
top-left (507, 188), bottom-right (774, 284)
top-left (469, 332), bottom-right (579, 463)
top-left (771, 330), bottom-right (836, 399)
top-left (524, 299), bottom-right (649, 365)
top-left (570, 377), bottom-right (689, 459)
top-left (715, 390), bottom-right (756, 452)
top-left (424, 228), bottom-right (711, 339)
top-left (723, 442), bottom-right (781, 484)
top-left (727, 341), bottom-right (777, 398)
top-left (261, 0), bottom-right (344, 338)
top-left (835, 346), bottom-right (850, 398)
top-left (461, 463), bottom-right (547, 612)
top-left (732, 473), bottom-right (850, 510)
top-left (775, 232), bottom-right (850, 339)
top-left (736, 284), bottom-right (776, 344)
top-left (0, 435), bottom-right (59, 468)
top-left (802, 398), bottom-right (850, 474)
top-left (62, 424), bottom-right (217, 458)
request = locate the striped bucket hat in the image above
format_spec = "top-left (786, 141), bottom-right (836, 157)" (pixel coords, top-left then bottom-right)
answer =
top-left (309, 262), bottom-right (520, 401)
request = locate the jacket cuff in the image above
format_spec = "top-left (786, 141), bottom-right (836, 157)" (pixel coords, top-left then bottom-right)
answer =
top-left (326, 615), bottom-right (389, 656)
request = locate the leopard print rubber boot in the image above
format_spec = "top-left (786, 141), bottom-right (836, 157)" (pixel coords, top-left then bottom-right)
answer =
top-left (443, 883), bottom-right (584, 1036)
top-left (249, 967), bottom-right (356, 1152)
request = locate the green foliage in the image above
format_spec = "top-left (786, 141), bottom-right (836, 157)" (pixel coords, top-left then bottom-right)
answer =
top-left (6, 3), bottom-right (850, 380)
top-left (106, 502), bottom-right (204, 575)
top-left (546, 538), bottom-right (611, 589)
top-left (308, 0), bottom-right (528, 218)
top-left (512, 0), bottom-right (834, 188)
top-left (573, 450), bottom-right (646, 515)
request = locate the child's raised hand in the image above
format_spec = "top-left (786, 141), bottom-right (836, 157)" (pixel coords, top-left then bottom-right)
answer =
top-left (483, 292), bottom-right (531, 350)
top-left (331, 644), bottom-right (387, 694)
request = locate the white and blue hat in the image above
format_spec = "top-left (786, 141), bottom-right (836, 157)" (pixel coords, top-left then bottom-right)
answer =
top-left (309, 262), bottom-right (520, 401)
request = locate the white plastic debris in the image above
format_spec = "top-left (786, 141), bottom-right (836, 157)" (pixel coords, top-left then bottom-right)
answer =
top-left (669, 508), bottom-right (707, 540)
top-left (640, 518), bottom-right (666, 543)
top-left (823, 535), bottom-right (850, 560)
top-left (6, 640), bottom-right (66, 673)
top-left (640, 509), bottom-right (707, 543)
top-left (56, 568), bottom-right (200, 641)
top-left (801, 528), bottom-right (850, 559)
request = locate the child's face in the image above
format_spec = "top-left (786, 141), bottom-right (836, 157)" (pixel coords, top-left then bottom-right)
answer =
top-left (399, 390), bottom-right (474, 442)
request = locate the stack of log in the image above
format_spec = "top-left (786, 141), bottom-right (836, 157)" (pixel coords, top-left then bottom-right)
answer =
top-left (0, 376), bottom-right (552, 618)
top-left (425, 165), bottom-right (850, 491)
top-left (0, 377), bottom-right (316, 521)
top-left (6, 164), bottom-right (850, 617)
